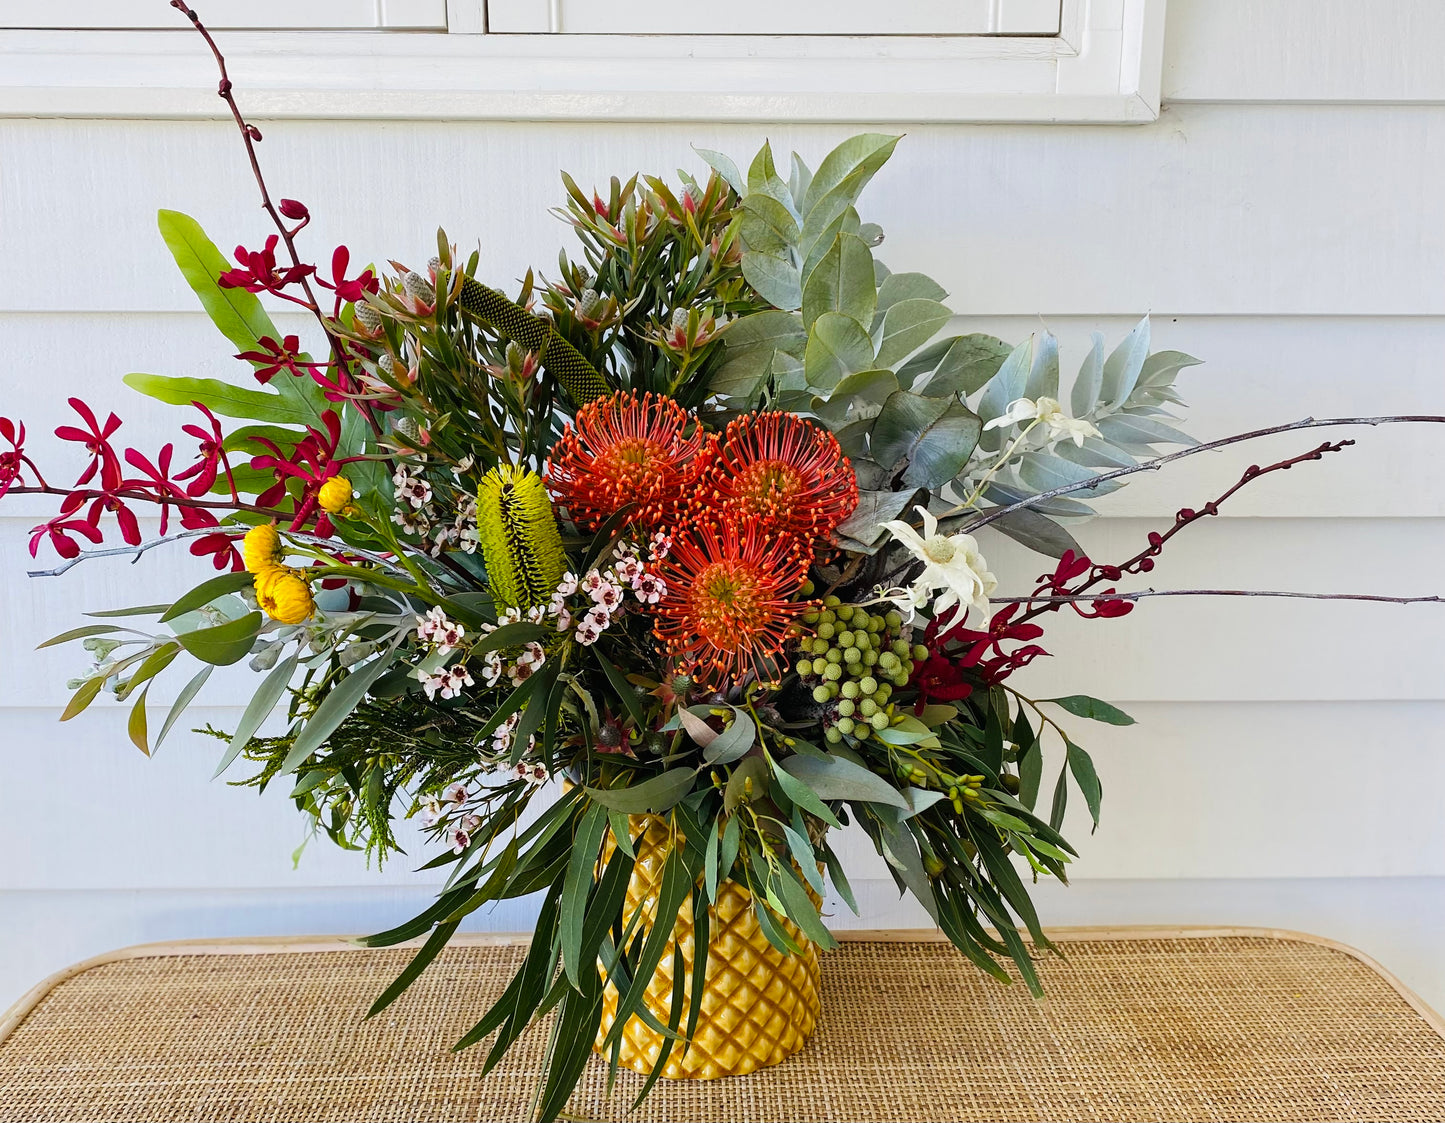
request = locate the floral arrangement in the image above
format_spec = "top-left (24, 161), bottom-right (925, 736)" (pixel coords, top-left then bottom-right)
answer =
top-left (5, 9), bottom-right (1442, 1118)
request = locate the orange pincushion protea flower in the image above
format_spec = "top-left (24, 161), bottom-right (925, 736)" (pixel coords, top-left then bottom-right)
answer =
top-left (545, 390), bottom-right (706, 530)
top-left (651, 517), bottom-right (812, 686)
top-left (702, 412), bottom-right (858, 541)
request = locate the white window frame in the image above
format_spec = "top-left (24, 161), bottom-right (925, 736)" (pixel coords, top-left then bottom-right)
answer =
top-left (0, 0), bottom-right (1166, 123)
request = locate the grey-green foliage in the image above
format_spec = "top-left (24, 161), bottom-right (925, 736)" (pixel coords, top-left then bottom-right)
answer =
top-left (701, 136), bottom-right (1203, 560)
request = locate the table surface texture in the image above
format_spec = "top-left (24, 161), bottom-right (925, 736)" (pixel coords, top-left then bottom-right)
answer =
top-left (1, 929), bottom-right (1443, 1122)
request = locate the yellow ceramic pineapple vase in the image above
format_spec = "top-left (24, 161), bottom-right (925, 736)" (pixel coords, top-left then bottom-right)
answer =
top-left (595, 814), bottom-right (823, 1080)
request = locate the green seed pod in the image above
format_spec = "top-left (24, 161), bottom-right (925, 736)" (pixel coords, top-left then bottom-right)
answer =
top-left (836, 605), bottom-right (854, 621)
top-left (841, 680), bottom-right (860, 700)
top-left (913, 644), bottom-right (930, 662)
top-left (824, 595), bottom-right (841, 608)
top-left (885, 610), bottom-right (903, 629)
top-left (836, 698), bottom-right (856, 717)
top-left (819, 609), bottom-right (836, 625)
top-left (892, 672), bottom-right (911, 688)
top-left (824, 648), bottom-right (843, 665)
top-left (802, 610), bottom-right (820, 625)
top-left (843, 646), bottom-right (861, 665)
top-left (800, 579), bottom-right (816, 596)
top-left (816, 621), bottom-right (836, 640)
top-left (812, 685), bottom-right (832, 703)
top-left (853, 724), bottom-right (870, 741)
top-left (875, 683), bottom-right (892, 702)
top-left (795, 659), bottom-right (814, 677)
top-left (862, 649), bottom-right (879, 667)
top-left (878, 652), bottom-right (899, 672)
top-left (859, 676), bottom-right (879, 696)
top-left (892, 639), bottom-right (911, 658)
top-left (836, 717), bottom-right (856, 735)
top-left (823, 663), bottom-right (843, 682)
top-left (858, 698), bottom-right (878, 718)
top-left (811, 638), bottom-right (830, 656)
top-left (824, 725), bottom-right (843, 744)
top-left (836, 630), bottom-right (855, 648)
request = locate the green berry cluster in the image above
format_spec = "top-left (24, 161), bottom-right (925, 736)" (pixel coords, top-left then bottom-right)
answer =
top-left (792, 595), bottom-right (930, 746)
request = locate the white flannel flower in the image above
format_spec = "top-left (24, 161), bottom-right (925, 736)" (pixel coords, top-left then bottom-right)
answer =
top-left (879, 506), bottom-right (998, 631)
top-left (982, 396), bottom-right (1100, 448)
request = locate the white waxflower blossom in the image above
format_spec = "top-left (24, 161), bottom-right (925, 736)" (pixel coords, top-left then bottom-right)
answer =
top-left (982, 396), bottom-right (1101, 447)
top-left (879, 506), bottom-right (998, 631)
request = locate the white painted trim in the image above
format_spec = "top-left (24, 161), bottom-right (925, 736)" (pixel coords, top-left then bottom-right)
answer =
top-left (0, 0), bottom-right (1166, 123)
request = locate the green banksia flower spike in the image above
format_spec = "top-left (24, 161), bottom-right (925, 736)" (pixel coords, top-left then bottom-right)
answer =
top-left (477, 464), bottom-right (566, 611)
top-left (456, 275), bottom-right (610, 406)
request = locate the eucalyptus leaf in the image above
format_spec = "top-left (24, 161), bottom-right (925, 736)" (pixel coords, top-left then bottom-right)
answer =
top-left (873, 299), bottom-right (953, 369)
top-left (802, 133), bottom-right (900, 217)
top-left (986, 507), bottom-right (1082, 560)
top-left (740, 194), bottom-right (800, 256)
top-left (1070, 331), bottom-right (1106, 415)
top-left (831, 488), bottom-right (920, 548)
top-left (875, 272), bottom-right (948, 319)
top-left (1067, 740), bottom-right (1104, 830)
top-left (1096, 414), bottom-right (1199, 449)
top-left (801, 232), bottom-right (876, 331)
top-left (912, 333), bottom-right (1013, 398)
top-left (175, 611), bottom-right (263, 667)
top-left (741, 251), bottom-right (801, 311)
top-left (1099, 316), bottom-right (1152, 409)
top-left (693, 146), bottom-right (745, 195)
top-left (585, 768), bottom-right (698, 814)
top-left (779, 753), bottom-right (909, 808)
top-left (804, 311), bottom-right (875, 390)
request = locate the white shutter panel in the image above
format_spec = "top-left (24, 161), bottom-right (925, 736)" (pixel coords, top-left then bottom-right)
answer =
top-left (484, 0), bottom-right (1061, 35)
top-left (0, 0), bottom-right (447, 29)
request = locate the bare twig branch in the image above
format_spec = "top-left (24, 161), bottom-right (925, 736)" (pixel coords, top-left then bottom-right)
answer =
top-left (961, 415), bottom-right (1445, 535)
top-left (996, 589), bottom-right (1445, 607)
top-left (28, 526), bottom-right (412, 579)
top-left (168, 1), bottom-right (382, 439)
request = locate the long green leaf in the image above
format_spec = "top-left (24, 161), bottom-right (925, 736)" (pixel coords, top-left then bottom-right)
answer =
top-left (213, 649), bottom-right (300, 778)
top-left (37, 623), bottom-right (123, 650)
top-left (1066, 740), bottom-right (1104, 830)
top-left (161, 571), bottom-right (255, 623)
top-left (155, 664), bottom-right (212, 750)
top-left (279, 650), bottom-right (396, 773)
top-left (175, 611), bottom-right (263, 667)
top-left (585, 768), bottom-right (698, 814)
top-left (1046, 695), bottom-right (1136, 726)
top-left (365, 919), bottom-right (459, 1019)
top-left (561, 802), bottom-right (610, 988)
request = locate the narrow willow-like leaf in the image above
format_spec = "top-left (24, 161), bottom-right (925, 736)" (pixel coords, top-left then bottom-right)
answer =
top-left (213, 650), bottom-right (300, 779)
top-left (155, 664), bottom-right (212, 751)
top-left (279, 651), bottom-right (395, 774)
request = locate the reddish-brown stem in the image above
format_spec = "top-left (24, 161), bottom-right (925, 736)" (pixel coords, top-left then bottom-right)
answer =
top-left (1017, 439), bottom-right (1354, 624)
top-left (998, 589), bottom-right (1444, 607)
top-left (12, 483), bottom-right (292, 523)
top-left (168, 1), bottom-right (383, 441)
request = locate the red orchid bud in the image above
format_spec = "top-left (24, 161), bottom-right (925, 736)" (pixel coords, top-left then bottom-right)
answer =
top-left (279, 198), bottom-right (309, 221)
top-left (246, 124), bottom-right (263, 141)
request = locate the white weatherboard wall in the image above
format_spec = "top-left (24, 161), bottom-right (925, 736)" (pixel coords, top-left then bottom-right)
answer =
top-left (3, 0), bottom-right (1445, 1018)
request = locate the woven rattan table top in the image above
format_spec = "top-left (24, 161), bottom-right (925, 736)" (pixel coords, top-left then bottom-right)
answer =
top-left (1, 927), bottom-right (1443, 1122)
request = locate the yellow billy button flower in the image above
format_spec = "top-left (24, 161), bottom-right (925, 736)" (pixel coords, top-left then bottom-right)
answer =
top-left (253, 565), bottom-right (316, 625)
top-left (477, 464), bottom-right (566, 611)
top-left (242, 523), bottom-right (285, 574)
top-left (317, 474), bottom-right (355, 516)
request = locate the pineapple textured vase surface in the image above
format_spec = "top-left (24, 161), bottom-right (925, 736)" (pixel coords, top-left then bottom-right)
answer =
top-left (597, 815), bottom-right (823, 1080)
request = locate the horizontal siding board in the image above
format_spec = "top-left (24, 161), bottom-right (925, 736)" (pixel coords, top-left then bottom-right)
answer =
top-left (4, 701), bottom-right (1443, 889)
top-left (5, 105), bottom-right (1445, 316)
top-left (4, 518), bottom-right (1443, 706)
top-left (1165, 0), bottom-right (1445, 105)
top-left (4, 312), bottom-right (1444, 520)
